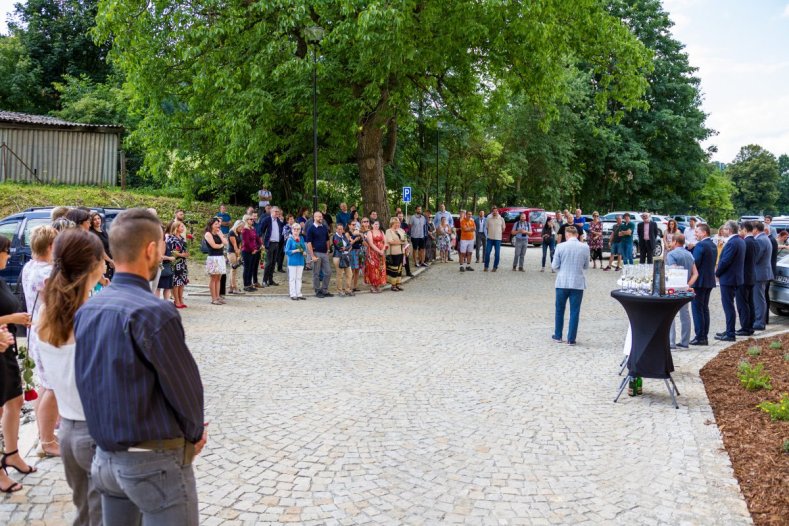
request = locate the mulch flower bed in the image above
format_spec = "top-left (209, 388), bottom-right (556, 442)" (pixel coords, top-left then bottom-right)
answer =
top-left (700, 332), bottom-right (789, 526)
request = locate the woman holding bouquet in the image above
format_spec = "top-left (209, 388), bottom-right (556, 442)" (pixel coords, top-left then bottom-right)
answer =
top-left (385, 217), bottom-right (407, 291)
top-left (364, 219), bottom-right (387, 293)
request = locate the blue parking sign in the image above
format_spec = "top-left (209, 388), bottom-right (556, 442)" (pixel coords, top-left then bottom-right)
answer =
top-left (402, 186), bottom-right (412, 203)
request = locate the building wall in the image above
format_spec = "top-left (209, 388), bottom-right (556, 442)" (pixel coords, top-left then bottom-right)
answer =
top-left (0, 127), bottom-right (119, 186)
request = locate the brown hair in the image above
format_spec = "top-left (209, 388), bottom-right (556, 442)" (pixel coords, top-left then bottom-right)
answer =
top-left (564, 226), bottom-right (578, 236)
top-left (65, 208), bottom-right (90, 225)
top-left (673, 233), bottom-right (685, 246)
top-left (109, 208), bottom-right (165, 264)
top-left (166, 220), bottom-right (183, 236)
top-left (38, 230), bottom-right (104, 347)
top-left (30, 225), bottom-right (57, 257)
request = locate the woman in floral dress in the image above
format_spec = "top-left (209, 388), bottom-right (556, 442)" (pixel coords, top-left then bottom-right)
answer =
top-left (588, 212), bottom-right (604, 269)
top-left (169, 220), bottom-right (190, 308)
top-left (364, 219), bottom-right (387, 293)
top-left (437, 216), bottom-right (452, 263)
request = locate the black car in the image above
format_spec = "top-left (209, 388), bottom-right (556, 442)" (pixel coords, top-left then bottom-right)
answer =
top-left (0, 207), bottom-right (124, 286)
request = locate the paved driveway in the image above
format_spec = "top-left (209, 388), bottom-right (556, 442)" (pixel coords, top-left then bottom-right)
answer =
top-left (3, 247), bottom-right (768, 525)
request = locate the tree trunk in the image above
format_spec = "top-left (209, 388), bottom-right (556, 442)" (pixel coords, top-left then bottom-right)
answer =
top-left (357, 116), bottom-right (392, 225)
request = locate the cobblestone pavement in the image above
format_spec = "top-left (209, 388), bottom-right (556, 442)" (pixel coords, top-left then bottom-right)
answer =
top-left (3, 247), bottom-right (774, 525)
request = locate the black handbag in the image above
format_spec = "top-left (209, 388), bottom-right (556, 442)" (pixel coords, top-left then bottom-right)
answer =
top-left (338, 252), bottom-right (351, 269)
top-left (200, 238), bottom-right (210, 254)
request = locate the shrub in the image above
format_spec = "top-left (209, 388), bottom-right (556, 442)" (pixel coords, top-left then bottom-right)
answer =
top-left (769, 340), bottom-right (782, 350)
top-left (737, 361), bottom-right (772, 391)
top-left (757, 393), bottom-right (789, 421)
top-left (783, 439), bottom-right (789, 454)
top-left (747, 346), bottom-right (761, 357)
top-left (784, 353), bottom-right (789, 362)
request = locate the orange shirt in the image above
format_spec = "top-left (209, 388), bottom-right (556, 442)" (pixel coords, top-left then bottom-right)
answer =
top-left (460, 218), bottom-right (476, 241)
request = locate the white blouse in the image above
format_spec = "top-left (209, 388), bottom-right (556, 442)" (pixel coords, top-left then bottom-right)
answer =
top-left (33, 329), bottom-right (85, 421)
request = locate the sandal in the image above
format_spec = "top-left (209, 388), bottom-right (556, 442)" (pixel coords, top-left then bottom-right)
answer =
top-left (2, 450), bottom-right (37, 475)
top-left (0, 469), bottom-right (22, 493)
top-left (211, 300), bottom-right (223, 305)
top-left (36, 438), bottom-right (60, 458)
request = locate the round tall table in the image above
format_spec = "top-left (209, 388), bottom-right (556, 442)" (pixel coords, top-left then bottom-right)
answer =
top-left (611, 290), bottom-right (694, 408)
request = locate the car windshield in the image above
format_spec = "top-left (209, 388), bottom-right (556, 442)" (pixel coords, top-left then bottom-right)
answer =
top-left (502, 211), bottom-right (523, 222)
top-left (601, 213), bottom-right (621, 222)
top-left (530, 211), bottom-right (545, 224)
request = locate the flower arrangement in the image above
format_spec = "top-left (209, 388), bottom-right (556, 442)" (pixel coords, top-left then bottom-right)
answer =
top-left (17, 345), bottom-right (38, 401)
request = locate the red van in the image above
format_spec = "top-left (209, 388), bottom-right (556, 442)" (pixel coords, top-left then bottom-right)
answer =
top-left (499, 207), bottom-right (546, 246)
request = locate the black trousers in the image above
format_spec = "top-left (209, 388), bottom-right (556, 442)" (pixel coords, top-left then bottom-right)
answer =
top-left (638, 239), bottom-right (655, 263)
top-left (720, 285), bottom-right (737, 337)
top-left (691, 287), bottom-right (712, 339)
top-left (264, 242), bottom-right (280, 284)
top-left (252, 252), bottom-right (261, 285)
top-left (242, 251), bottom-right (256, 287)
top-left (765, 281), bottom-right (772, 325)
top-left (736, 282), bottom-right (753, 332)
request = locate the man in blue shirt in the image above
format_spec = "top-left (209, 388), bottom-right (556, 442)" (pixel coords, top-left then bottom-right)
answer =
top-left (75, 209), bottom-right (206, 525)
top-left (306, 211), bottom-right (333, 298)
top-left (336, 202), bottom-right (352, 229)
top-left (666, 233), bottom-right (697, 348)
top-left (216, 204), bottom-right (231, 235)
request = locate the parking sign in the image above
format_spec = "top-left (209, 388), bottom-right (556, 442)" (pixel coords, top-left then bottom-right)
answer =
top-left (402, 186), bottom-right (412, 203)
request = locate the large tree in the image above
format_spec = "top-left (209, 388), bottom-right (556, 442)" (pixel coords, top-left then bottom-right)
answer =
top-left (7, 0), bottom-right (112, 112)
top-left (728, 145), bottom-right (780, 215)
top-left (96, 0), bottom-right (650, 219)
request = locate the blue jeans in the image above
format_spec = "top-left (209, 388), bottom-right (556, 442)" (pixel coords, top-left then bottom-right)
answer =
top-left (93, 447), bottom-right (199, 526)
top-left (541, 238), bottom-right (556, 268)
top-left (484, 239), bottom-right (501, 269)
top-left (620, 241), bottom-right (634, 265)
top-left (691, 287), bottom-right (712, 339)
top-left (554, 288), bottom-right (584, 343)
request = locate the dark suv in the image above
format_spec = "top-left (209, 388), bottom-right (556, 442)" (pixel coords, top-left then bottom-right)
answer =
top-left (0, 207), bottom-right (124, 286)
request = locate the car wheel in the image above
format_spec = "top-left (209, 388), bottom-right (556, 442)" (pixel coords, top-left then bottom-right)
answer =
top-left (769, 302), bottom-right (789, 317)
top-left (653, 242), bottom-right (663, 257)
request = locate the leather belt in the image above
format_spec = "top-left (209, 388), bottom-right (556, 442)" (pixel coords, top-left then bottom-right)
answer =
top-left (127, 438), bottom-right (195, 465)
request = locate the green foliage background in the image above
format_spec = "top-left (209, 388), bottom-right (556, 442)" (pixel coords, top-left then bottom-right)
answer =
top-left (0, 0), bottom-right (785, 219)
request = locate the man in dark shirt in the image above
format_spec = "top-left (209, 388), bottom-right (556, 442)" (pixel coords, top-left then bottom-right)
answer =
top-left (75, 208), bottom-right (206, 525)
top-left (306, 211), bottom-right (333, 298)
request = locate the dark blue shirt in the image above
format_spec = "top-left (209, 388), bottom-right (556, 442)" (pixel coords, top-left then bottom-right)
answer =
top-left (74, 273), bottom-right (204, 452)
top-left (216, 211), bottom-right (231, 234)
top-left (306, 223), bottom-right (329, 253)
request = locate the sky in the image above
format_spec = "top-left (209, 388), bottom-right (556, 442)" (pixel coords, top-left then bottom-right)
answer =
top-left (0, 0), bottom-right (787, 164)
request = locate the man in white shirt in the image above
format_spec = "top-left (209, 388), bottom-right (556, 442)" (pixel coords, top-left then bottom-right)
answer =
top-left (684, 217), bottom-right (698, 250)
top-left (433, 204), bottom-right (454, 261)
top-left (551, 226), bottom-right (589, 345)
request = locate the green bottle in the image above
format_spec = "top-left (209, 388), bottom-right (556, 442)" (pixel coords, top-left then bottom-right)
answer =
top-left (636, 376), bottom-right (643, 395)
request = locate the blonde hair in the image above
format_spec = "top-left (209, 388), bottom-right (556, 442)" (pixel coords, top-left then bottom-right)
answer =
top-left (30, 225), bottom-right (57, 257)
top-left (389, 217), bottom-right (400, 227)
top-left (167, 220), bottom-right (184, 236)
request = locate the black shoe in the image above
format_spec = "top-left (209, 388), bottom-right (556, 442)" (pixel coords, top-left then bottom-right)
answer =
top-left (298, 296), bottom-right (307, 300)
top-left (460, 267), bottom-right (466, 272)
top-left (243, 286), bottom-right (256, 292)
top-left (269, 281), bottom-right (279, 286)
top-left (714, 334), bottom-right (736, 342)
top-left (406, 274), bottom-right (414, 277)
top-left (753, 325), bottom-right (766, 331)
top-left (466, 266), bottom-right (474, 271)
top-left (676, 344), bottom-right (689, 349)
top-left (715, 332), bottom-right (727, 338)
top-left (323, 292), bottom-right (334, 297)
top-left (689, 338), bottom-right (708, 346)
top-left (735, 329), bottom-right (754, 336)
top-left (315, 291), bottom-right (325, 298)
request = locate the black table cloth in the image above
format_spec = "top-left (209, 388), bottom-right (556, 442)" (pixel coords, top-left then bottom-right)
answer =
top-left (611, 290), bottom-right (694, 408)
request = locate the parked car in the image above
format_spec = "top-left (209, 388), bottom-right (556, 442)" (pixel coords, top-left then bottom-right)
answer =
top-left (498, 207), bottom-right (546, 246)
top-left (770, 252), bottom-right (789, 316)
top-left (0, 207), bottom-right (123, 286)
top-left (600, 211), bottom-right (663, 258)
top-left (672, 214), bottom-right (707, 233)
top-left (651, 214), bottom-right (670, 234)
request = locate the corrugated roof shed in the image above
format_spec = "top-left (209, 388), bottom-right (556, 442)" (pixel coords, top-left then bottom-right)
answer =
top-left (0, 111), bottom-right (123, 133)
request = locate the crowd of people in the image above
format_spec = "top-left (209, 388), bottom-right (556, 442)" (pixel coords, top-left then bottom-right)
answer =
top-left (0, 208), bottom-right (205, 524)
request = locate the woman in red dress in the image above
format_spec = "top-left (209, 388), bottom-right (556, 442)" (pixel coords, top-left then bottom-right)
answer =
top-left (364, 219), bottom-right (388, 293)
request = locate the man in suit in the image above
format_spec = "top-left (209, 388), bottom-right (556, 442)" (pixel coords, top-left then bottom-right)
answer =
top-left (258, 206), bottom-right (285, 287)
top-left (764, 224), bottom-right (781, 325)
top-left (714, 221), bottom-right (745, 341)
top-left (752, 221), bottom-right (774, 330)
top-left (690, 223), bottom-right (717, 345)
top-left (551, 226), bottom-right (590, 346)
top-left (637, 212), bottom-right (659, 264)
top-left (736, 221), bottom-right (757, 336)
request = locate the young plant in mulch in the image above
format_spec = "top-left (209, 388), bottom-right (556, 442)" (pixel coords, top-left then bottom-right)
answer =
top-left (769, 340), bottom-right (782, 350)
top-left (757, 393), bottom-right (789, 421)
top-left (737, 360), bottom-right (772, 391)
top-left (783, 439), bottom-right (789, 455)
top-left (747, 346), bottom-right (761, 357)
top-left (784, 353), bottom-right (789, 362)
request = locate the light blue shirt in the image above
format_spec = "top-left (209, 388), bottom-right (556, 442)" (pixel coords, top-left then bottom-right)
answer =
top-left (433, 210), bottom-right (453, 228)
top-left (552, 237), bottom-right (589, 290)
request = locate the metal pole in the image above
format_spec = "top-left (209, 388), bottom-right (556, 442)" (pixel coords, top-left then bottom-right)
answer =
top-left (312, 47), bottom-right (319, 212)
top-left (435, 126), bottom-right (439, 210)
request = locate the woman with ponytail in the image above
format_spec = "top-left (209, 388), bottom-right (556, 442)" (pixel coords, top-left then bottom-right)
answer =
top-left (35, 229), bottom-right (105, 524)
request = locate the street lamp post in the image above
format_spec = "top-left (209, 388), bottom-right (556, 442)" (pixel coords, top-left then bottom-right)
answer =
top-left (306, 27), bottom-right (324, 212)
top-left (435, 122), bottom-right (440, 211)
top-left (312, 46), bottom-right (319, 212)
